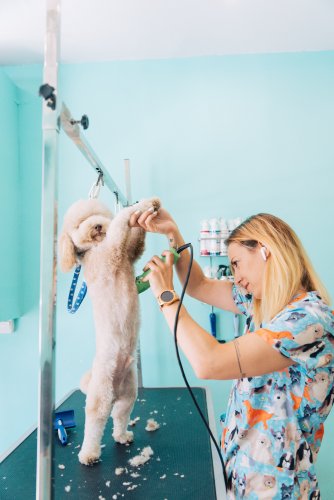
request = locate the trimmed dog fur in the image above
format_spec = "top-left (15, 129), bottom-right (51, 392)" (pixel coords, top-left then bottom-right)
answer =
top-left (59, 197), bottom-right (160, 465)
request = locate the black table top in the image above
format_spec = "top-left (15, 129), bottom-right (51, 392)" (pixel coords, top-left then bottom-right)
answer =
top-left (1, 387), bottom-right (221, 500)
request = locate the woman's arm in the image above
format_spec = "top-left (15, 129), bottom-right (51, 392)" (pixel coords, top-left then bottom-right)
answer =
top-left (130, 207), bottom-right (240, 313)
top-left (141, 248), bottom-right (294, 380)
top-left (168, 227), bottom-right (240, 313)
top-left (161, 301), bottom-right (294, 380)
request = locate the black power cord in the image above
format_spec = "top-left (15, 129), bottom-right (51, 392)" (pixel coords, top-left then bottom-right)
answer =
top-left (175, 243), bottom-right (228, 489)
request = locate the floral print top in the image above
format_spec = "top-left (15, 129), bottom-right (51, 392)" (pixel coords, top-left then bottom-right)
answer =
top-left (221, 286), bottom-right (334, 499)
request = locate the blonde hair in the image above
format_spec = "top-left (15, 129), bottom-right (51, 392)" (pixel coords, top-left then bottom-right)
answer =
top-left (226, 213), bottom-right (330, 328)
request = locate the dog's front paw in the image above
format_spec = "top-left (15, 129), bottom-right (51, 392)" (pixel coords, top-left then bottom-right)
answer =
top-left (134, 197), bottom-right (161, 214)
top-left (149, 197), bottom-right (161, 212)
top-left (78, 446), bottom-right (101, 466)
top-left (113, 430), bottom-right (134, 444)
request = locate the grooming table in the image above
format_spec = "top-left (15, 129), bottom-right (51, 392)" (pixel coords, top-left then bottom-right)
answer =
top-left (1, 387), bottom-right (226, 499)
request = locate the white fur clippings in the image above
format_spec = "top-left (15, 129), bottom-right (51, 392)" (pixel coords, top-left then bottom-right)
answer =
top-left (145, 418), bottom-right (160, 431)
top-left (128, 446), bottom-right (154, 467)
top-left (59, 197), bottom-right (160, 466)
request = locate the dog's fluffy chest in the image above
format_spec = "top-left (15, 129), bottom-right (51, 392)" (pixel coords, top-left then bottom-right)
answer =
top-left (82, 245), bottom-right (135, 287)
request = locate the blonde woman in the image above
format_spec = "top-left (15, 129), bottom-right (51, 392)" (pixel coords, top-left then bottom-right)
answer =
top-left (130, 209), bottom-right (334, 499)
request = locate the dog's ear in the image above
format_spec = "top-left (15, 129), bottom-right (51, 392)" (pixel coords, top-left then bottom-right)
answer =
top-left (58, 232), bottom-right (76, 272)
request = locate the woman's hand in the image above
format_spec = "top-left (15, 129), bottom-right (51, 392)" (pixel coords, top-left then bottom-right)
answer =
top-left (129, 207), bottom-right (178, 237)
top-left (142, 250), bottom-right (175, 298)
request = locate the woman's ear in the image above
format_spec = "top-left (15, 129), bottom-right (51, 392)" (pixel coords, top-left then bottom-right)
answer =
top-left (58, 232), bottom-right (76, 272)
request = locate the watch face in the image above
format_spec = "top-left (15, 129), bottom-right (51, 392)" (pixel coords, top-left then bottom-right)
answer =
top-left (161, 290), bottom-right (174, 302)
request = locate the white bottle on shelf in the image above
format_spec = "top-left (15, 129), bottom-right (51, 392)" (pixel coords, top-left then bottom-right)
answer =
top-left (219, 218), bottom-right (229, 256)
top-left (200, 220), bottom-right (210, 256)
top-left (233, 217), bottom-right (242, 229)
top-left (227, 218), bottom-right (236, 232)
top-left (209, 218), bottom-right (221, 256)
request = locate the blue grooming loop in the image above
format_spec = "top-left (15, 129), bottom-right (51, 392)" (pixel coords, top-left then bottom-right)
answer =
top-left (67, 265), bottom-right (87, 313)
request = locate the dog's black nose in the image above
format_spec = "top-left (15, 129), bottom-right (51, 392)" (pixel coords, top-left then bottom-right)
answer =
top-left (95, 224), bottom-right (102, 232)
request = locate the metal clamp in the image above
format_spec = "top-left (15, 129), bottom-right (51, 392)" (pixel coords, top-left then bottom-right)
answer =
top-left (70, 114), bottom-right (89, 130)
top-left (39, 83), bottom-right (57, 110)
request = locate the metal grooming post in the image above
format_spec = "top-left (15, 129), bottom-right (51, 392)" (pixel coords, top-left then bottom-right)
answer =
top-left (37, 0), bottom-right (61, 498)
top-left (60, 104), bottom-right (129, 208)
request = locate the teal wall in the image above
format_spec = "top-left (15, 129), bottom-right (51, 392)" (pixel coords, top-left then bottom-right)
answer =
top-left (0, 70), bottom-right (21, 321)
top-left (0, 67), bottom-right (42, 457)
top-left (1, 52), bottom-right (334, 497)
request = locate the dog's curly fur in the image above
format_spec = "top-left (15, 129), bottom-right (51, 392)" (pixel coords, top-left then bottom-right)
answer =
top-left (59, 197), bottom-right (160, 465)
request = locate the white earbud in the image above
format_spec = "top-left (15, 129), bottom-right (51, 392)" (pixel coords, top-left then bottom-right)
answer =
top-left (260, 246), bottom-right (267, 261)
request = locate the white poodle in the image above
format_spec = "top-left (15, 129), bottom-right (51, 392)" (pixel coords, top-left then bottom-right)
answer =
top-left (59, 196), bottom-right (160, 465)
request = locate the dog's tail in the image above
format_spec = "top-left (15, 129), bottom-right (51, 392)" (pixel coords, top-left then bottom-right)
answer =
top-left (80, 370), bottom-right (92, 394)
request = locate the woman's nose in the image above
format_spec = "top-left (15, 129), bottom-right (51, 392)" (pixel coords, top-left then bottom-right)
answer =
top-left (233, 268), bottom-right (239, 279)
top-left (234, 271), bottom-right (242, 284)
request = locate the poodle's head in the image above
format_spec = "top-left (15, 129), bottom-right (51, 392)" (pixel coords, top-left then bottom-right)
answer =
top-left (59, 199), bottom-right (113, 272)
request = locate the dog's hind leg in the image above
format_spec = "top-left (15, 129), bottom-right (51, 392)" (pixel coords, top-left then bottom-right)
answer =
top-left (111, 362), bottom-right (138, 444)
top-left (78, 371), bottom-right (114, 466)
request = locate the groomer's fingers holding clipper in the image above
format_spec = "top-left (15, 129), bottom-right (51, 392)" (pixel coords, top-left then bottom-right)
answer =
top-left (142, 250), bottom-right (175, 298)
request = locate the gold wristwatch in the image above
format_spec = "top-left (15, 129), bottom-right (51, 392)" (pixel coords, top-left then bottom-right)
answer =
top-left (157, 290), bottom-right (180, 309)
